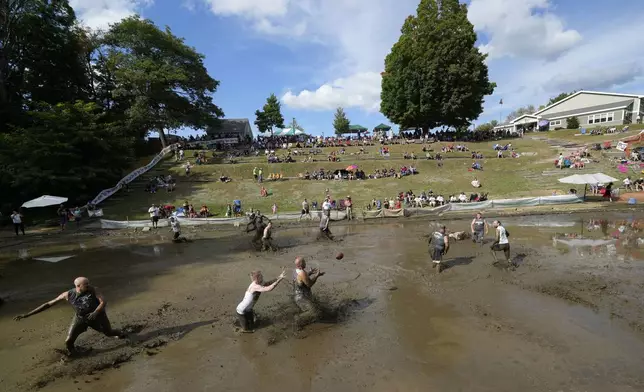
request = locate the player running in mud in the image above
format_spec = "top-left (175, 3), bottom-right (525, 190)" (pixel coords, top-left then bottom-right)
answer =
top-left (246, 210), bottom-right (270, 248)
top-left (318, 212), bottom-right (334, 240)
top-left (293, 256), bottom-right (324, 329)
top-left (429, 225), bottom-right (450, 273)
top-left (235, 269), bottom-right (286, 333)
top-left (491, 220), bottom-right (514, 267)
top-left (261, 222), bottom-right (277, 251)
top-left (14, 277), bottom-right (126, 355)
top-left (471, 212), bottom-right (489, 245)
top-left (169, 216), bottom-right (189, 242)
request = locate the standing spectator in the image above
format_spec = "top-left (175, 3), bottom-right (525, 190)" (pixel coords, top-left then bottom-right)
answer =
top-left (148, 204), bottom-right (160, 228)
top-left (272, 203), bottom-right (278, 218)
top-left (258, 168), bottom-right (263, 183)
top-left (72, 206), bottom-right (82, 228)
top-left (11, 210), bottom-right (25, 236)
top-left (345, 196), bottom-right (353, 221)
top-left (57, 204), bottom-right (67, 231)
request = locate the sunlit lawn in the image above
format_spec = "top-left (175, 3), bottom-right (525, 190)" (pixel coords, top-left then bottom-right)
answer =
top-left (99, 137), bottom-right (612, 220)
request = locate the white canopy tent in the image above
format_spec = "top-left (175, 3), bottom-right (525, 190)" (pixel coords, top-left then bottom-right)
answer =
top-left (558, 173), bottom-right (619, 199)
top-left (21, 195), bottom-right (68, 208)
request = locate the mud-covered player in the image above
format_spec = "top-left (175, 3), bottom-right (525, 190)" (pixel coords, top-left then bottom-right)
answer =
top-left (429, 225), bottom-right (450, 273)
top-left (14, 277), bottom-right (126, 355)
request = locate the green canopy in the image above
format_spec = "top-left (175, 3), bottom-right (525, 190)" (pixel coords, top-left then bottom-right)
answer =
top-left (348, 124), bottom-right (368, 132)
top-left (373, 123), bottom-right (391, 130)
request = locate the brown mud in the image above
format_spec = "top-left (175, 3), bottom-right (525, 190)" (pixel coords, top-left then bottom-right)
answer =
top-left (1, 212), bottom-right (644, 391)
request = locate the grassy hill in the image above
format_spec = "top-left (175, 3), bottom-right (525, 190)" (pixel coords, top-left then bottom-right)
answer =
top-left (97, 133), bottom-right (633, 220)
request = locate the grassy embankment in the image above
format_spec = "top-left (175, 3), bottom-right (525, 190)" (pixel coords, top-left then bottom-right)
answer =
top-left (98, 134), bottom-right (632, 220)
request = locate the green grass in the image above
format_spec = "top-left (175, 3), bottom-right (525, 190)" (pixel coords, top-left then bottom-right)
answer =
top-left (97, 137), bottom-right (625, 220)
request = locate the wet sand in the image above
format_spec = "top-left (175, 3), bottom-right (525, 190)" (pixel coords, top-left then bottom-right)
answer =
top-left (1, 213), bottom-right (644, 391)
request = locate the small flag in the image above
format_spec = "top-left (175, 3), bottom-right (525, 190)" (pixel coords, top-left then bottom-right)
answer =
top-left (499, 99), bottom-right (503, 105)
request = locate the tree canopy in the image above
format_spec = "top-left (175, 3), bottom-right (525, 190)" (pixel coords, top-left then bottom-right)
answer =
top-left (505, 105), bottom-right (536, 122)
top-left (0, 2), bottom-right (223, 212)
top-left (380, 0), bottom-right (495, 134)
top-left (254, 93), bottom-right (285, 137)
top-left (333, 107), bottom-right (351, 135)
top-left (547, 91), bottom-right (577, 107)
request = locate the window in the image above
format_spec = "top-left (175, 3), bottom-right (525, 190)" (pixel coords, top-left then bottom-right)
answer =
top-left (588, 112), bottom-right (615, 124)
top-left (549, 120), bottom-right (561, 126)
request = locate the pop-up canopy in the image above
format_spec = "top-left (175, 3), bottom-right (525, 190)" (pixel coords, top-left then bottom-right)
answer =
top-left (21, 195), bottom-right (68, 208)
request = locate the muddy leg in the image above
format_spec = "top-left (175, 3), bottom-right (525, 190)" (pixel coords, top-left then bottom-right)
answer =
top-left (65, 316), bottom-right (89, 354)
top-left (294, 298), bottom-right (321, 330)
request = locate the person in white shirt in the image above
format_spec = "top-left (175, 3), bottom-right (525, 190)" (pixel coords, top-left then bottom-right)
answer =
top-left (11, 210), bottom-right (25, 235)
top-left (471, 178), bottom-right (481, 188)
top-left (429, 196), bottom-right (436, 207)
top-left (179, 149), bottom-right (184, 160)
top-left (169, 216), bottom-right (187, 242)
top-left (148, 204), bottom-right (160, 228)
top-left (623, 177), bottom-right (632, 191)
top-left (322, 197), bottom-right (332, 217)
top-left (449, 195), bottom-right (457, 203)
top-left (235, 269), bottom-right (286, 333)
top-left (458, 192), bottom-right (468, 203)
top-left (491, 220), bottom-right (513, 266)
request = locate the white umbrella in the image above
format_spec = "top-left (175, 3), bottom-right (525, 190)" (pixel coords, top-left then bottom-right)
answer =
top-left (294, 129), bottom-right (306, 135)
top-left (558, 173), bottom-right (619, 200)
top-left (22, 195), bottom-right (68, 208)
top-left (558, 173), bottom-right (618, 185)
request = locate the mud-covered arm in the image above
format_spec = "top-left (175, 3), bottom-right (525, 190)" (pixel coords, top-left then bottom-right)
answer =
top-left (15, 291), bottom-right (68, 320)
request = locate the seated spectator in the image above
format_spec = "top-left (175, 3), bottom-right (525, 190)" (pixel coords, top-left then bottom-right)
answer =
top-left (219, 174), bottom-right (231, 183)
top-left (623, 177), bottom-right (632, 191)
top-left (429, 195), bottom-right (436, 207)
top-left (449, 195), bottom-right (457, 203)
top-left (199, 205), bottom-right (210, 217)
top-left (260, 186), bottom-right (268, 197)
top-left (458, 192), bottom-right (468, 203)
top-left (472, 178), bottom-right (481, 188)
top-left (436, 195), bottom-right (445, 205)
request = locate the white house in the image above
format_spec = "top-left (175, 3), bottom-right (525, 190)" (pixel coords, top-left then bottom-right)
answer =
top-left (494, 91), bottom-right (644, 133)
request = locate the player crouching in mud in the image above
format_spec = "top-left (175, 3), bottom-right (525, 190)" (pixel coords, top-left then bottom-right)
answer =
top-left (14, 277), bottom-right (127, 356)
top-left (169, 216), bottom-right (189, 242)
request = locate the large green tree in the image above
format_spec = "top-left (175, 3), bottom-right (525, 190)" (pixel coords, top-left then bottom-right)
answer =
top-left (254, 93), bottom-right (284, 137)
top-left (0, 0), bottom-right (89, 127)
top-left (333, 107), bottom-right (350, 135)
top-left (380, 0), bottom-right (495, 134)
top-left (101, 16), bottom-right (224, 147)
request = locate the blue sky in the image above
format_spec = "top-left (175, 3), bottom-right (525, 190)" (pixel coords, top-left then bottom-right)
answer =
top-left (70, 0), bottom-right (644, 136)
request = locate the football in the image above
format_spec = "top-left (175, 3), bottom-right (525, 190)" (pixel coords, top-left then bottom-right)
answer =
top-left (336, 252), bottom-right (344, 260)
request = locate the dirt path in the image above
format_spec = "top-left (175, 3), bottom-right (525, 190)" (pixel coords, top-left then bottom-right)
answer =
top-left (1, 214), bottom-right (644, 391)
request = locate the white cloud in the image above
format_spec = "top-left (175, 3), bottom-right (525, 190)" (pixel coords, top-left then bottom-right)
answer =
top-left (204, 0), bottom-right (290, 18)
top-left (469, 0), bottom-right (581, 60)
top-left (547, 63), bottom-right (642, 92)
top-left (70, 0), bottom-right (152, 29)
top-left (282, 72), bottom-right (381, 111)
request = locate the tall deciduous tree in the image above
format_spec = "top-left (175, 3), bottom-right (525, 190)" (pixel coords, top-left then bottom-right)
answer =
top-left (333, 107), bottom-right (350, 135)
top-left (254, 93), bottom-right (284, 137)
top-left (505, 105), bottom-right (536, 122)
top-left (380, 0), bottom-right (495, 134)
top-left (102, 16), bottom-right (224, 147)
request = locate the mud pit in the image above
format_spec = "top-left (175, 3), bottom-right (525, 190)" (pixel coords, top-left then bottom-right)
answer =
top-left (2, 212), bottom-right (644, 391)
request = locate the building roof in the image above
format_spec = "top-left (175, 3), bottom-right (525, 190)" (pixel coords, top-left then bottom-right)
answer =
top-left (206, 118), bottom-right (252, 136)
top-left (510, 114), bottom-right (539, 123)
top-left (534, 91), bottom-right (643, 116)
top-left (542, 100), bottom-right (633, 120)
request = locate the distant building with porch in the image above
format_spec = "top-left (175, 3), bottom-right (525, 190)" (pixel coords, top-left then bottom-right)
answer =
top-left (494, 91), bottom-right (644, 133)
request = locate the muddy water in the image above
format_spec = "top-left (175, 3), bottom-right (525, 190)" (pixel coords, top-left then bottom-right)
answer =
top-left (2, 212), bottom-right (644, 391)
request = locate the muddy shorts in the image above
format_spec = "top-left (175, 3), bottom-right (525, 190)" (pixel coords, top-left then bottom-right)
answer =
top-left (432, 246), bottom-right (444, 262)
top-left (173, 231), bottom-right (181, 240)
top-left (473, 230), bottom-right (484, 243)
top-left (66, 312), bottom-right (116, 350)
top-left (237, 311), bottom-right (254, 331)
top-left (294, 296), bottom-right (321, 327)
top-left (491, 243), bottom-right (511, 260)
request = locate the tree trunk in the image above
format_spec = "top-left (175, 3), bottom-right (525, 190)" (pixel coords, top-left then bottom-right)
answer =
top-left (0, 48), bottom-right (8, 107)
top-left (422, 126), bottom-right (429, 137)
top-left (158, 129), bottom-right (167, 148)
